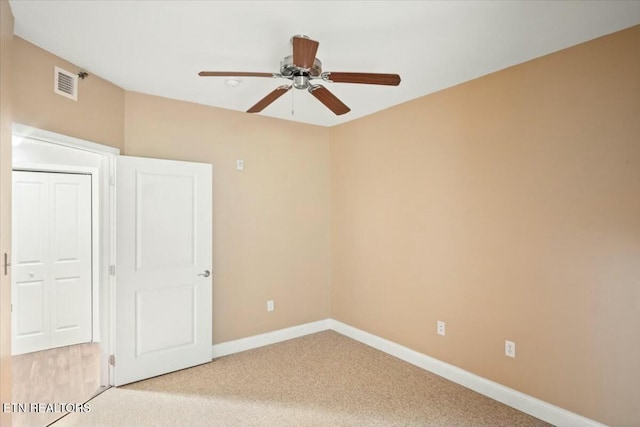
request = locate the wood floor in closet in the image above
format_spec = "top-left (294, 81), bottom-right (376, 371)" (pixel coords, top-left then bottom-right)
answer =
top-left (11, 343), bottom-right (102, 427)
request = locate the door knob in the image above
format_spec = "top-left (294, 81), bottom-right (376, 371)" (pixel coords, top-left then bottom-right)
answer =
top-left (198, 270), bottom-right (211, 278)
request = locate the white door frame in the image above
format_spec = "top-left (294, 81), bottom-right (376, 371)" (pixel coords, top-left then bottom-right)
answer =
top-left (12, 123), bottom-right (119, 386)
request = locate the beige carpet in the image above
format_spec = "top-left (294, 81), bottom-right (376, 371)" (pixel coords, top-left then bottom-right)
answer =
top-left (53, 331), bottom-right (552, 427)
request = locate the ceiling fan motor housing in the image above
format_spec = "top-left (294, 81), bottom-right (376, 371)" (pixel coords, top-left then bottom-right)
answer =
top-left (280, 55), bottom-right (322, 76)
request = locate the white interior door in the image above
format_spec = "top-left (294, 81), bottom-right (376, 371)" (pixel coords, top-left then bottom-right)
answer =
top-left (12, 171), bottom-right (92, 355)
top-left (115, 156), bottom-right (212, 386)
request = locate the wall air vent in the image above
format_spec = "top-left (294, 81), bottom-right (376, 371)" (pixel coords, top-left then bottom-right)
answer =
top-left (54, 66), bottom-right (78, 100)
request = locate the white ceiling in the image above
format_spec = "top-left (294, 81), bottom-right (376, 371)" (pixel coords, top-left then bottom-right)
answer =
top-left (9, 1), bottom-right (640, 127)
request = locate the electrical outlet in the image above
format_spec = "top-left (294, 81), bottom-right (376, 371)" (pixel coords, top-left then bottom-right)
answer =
top-left (437, 320), bottom-right (445, 336)
top-left (505, 340), bottom-right (516, 358)
top-left (236, 159), bottom-right (244, 170)
top-left (267, 300), bottom-right (274, 312)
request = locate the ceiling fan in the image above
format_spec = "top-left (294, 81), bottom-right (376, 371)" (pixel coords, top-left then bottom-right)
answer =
top-left (199, 35), bottom-right (401, 116)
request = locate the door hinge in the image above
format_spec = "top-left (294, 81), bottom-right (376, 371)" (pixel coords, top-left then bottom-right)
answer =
top-left (3, 253), bottom-right (10, 276)
top-left (109, 265), bottom-right (116, 276)
top-left (109, 354), bottom-right (115, 366)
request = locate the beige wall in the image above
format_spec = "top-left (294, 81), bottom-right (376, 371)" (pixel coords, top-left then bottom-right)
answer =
top-left (124, 92), bottom-right (331, 343)
top-left (12, 37), bottom-right (124, 151)
top-left (0, 1), bottom-right (12, 426)
top-left (330, 25), bottom-right (640, 427)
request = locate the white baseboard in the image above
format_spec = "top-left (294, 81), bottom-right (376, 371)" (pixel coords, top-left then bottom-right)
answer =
top-left (211, 318), bottom-right (607, 427)
top-left (329, 319), bottom-right (608, 427)
top-left (211, 319), bottom-right (330, 358)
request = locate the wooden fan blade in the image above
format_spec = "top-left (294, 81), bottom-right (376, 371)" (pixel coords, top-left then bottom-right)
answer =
top-left (308, 85), bottom-right (350, 116)
top-left (292, 36), bottom-right (319, 69)
top-left (247, 85), bottom-right (292, 113)
top-left (199, 71), bottom-right (275, 77)
top-left (323, 72), bottom-right (401, 86)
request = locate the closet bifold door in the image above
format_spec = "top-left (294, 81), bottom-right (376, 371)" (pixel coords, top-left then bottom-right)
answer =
top-left (12, 171), bottom-right (92, 355)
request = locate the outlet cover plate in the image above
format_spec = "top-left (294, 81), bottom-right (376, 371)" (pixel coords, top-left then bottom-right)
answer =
top-left (505, 340), bottom-right (516, 358)
top-left (437, 320), bottom-right (445, 336)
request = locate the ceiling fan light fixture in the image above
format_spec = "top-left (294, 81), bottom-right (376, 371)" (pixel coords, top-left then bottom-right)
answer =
top-left (292, 73), bottom-right (309, 90)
